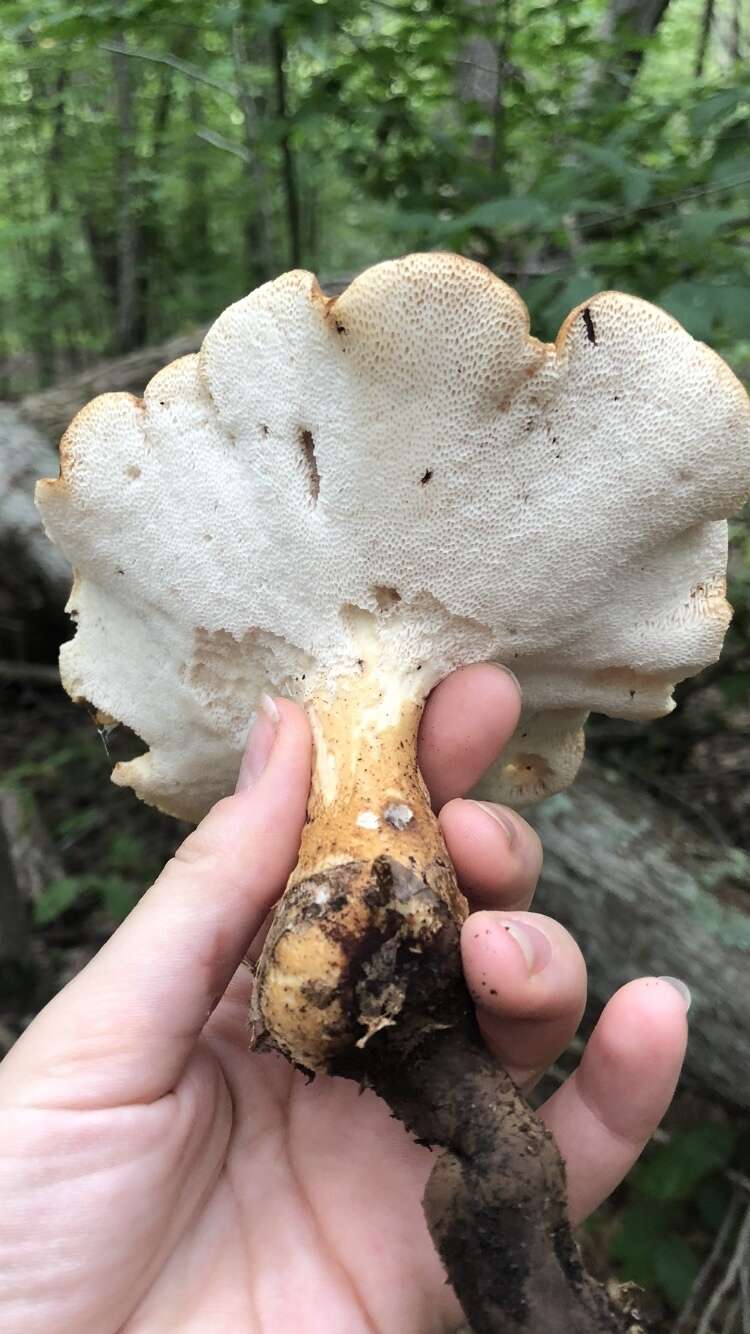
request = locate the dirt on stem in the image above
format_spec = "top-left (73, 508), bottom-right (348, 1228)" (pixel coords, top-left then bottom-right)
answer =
top-left (256, 852), bottom-right (646, 1334)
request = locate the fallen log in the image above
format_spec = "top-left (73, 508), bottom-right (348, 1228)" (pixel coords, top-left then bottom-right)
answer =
top-left (0, 405), bottom-right (70, 602)
top-left (17, 329), bottom-right (207, 441)
top-left (0, 785), bottom-right (65, 1010)
top-left (17, 277), bottom-right (356, 441)
top-left (477, 760), bottom-right (750, 1110)
top-left (0, 405), bottom-right (71, 658)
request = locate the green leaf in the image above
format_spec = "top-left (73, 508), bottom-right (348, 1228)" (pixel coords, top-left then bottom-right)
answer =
top-left (540, 273), bottom-right (600, 338)
top-left (106, 832), bottom-right (144, 874)
top-left (33, 876), bottom-right (89, 926)
top-left (99, 874), bottom-right (138, 922)
top-left (677, 208), bottom-right (747, 245)
top-left (455, 195), bottom-right (554, 231)
top-left (659, 282), bottom-right (723, 340)
top-left (712, 286), bottom-right (750, 339)
top-left (718, 670), bottom-right (750, 706)
top-left (695, 1176), bottom-right (733, 1231)
top-left (575, 144), bottom-right (653, 208)
top-left (653, 1235), bottom-right (700, 1309)
top-left (633, 1125), bottom-right (737, 1201)
top-left (609, 1199), bottom-right (678, 1288)
top-left (689, 89), bottom-right (745, 138)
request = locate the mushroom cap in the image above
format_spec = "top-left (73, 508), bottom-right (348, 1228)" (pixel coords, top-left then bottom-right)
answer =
top-left (36, 253), bottom-right (750, 821)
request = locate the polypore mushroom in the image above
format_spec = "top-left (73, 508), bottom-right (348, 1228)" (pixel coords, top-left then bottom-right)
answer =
top-left (36, 253), bottom-right (750, 1333)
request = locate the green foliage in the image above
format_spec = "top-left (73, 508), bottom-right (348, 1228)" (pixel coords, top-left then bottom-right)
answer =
top-left (0, 0), bottom-right (749, 392)
top-left (2, 725), bottom-right (172, 927)
top-left (632, 1124), bottom-right (737, 1201)
top-left (33, 874), bottom-right (94, 925)
top-left (609, 1124), bottom-right (739, 1311)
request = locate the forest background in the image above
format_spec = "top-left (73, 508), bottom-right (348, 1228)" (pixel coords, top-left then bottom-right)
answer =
top-left (1, 1), bottom-right (750, 1330)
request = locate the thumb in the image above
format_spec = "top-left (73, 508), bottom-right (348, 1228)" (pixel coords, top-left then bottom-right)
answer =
top-left (0, 698), bottom-right (311, 1110)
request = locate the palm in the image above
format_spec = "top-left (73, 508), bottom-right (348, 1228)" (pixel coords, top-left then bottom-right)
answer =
top-left (42, 972), bottom-right (454, 1334)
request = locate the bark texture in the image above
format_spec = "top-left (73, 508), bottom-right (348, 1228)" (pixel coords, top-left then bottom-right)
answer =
top-left (0, 786), bottom-right (64, 1003)
top-left (17, 330), bottom-right (207, 441)
top-left (0, 406), bottom-right (70, 601)
top-left (477, 760), bottom-right (750, 1110)
top-left (0, 405), bottom-right (71, 659)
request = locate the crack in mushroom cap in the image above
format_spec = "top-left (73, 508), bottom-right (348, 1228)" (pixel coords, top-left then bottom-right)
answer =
top-left (35, 252), bottom-right (750, 821)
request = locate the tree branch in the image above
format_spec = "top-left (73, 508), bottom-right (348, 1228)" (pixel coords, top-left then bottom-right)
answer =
top-left (100, 41), bottom-right (239, 98)
top-left (194, 126), bottom-right (251, 163)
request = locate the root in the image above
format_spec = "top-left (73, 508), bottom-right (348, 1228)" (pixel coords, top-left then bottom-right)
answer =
top-left (256, 854), bottom-right (648, 1333)
top-left (334, 975), bottom-right (647, 1333)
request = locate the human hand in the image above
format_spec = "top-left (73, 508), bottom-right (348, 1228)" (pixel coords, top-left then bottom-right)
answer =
top-left (0, 666), bottom-right (688, 1334)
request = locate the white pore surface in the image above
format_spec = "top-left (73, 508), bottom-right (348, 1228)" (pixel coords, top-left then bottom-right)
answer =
top-left (36, 253), bottom-right (750, 820)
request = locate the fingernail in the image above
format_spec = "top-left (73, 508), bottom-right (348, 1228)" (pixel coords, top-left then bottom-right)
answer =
top-left (235, 694), bottom-right (279, 791)
top-left (658, 976), bottom-right (692, 1012)
top-left (502, 918), bottom-right (552, 975)
top-left (468, 800), bottom-right (517, 847)
top-left (490, 662), bottom-right (521, 693)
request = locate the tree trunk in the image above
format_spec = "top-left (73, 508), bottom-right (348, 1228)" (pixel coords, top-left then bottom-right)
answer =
top-left (0, 792), bottom-right (35, 1002)
top-left (579, 0), bottom-right (674, 102)
top-left (457, 0), bottom-right (502, 170)
top-left (0, 405), bottom-right (72, 616)
top-left (112, 39), bottom-right (139, 352)
top-left (18, 328), bottom-right (207, 440)
top-left (271, 24), bottom-right (301, 269)
top-left (477, 760), bottom-right (750, 1110)
top-left (134, 34), bottom-right (190, 342)
top-left (0, 786), bottom-right (73, 1023)
top-left (231, 14), bottom-right (274, 285)
top-left (694, 0), bottom-right (716, 76)
top-left (184, 88), bottom-right (211, 287)
top-left (715, 0), bottom-right (744, 66)
top-left (22, 40), bottom-right (68, 387)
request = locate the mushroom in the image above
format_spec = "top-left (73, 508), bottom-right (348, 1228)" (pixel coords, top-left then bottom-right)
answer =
top-left (36, 253), bottom-right (750, 1333)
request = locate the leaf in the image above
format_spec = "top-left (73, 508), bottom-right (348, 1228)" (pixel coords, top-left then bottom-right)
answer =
top-left (712, 286), bottom-right (750, 339)
top-left (718, 670), bottom-right (750, 706)
top-left (106, 832), bottom-right (145, 874)
top-left (540, 273), bottom-right (600, 339)
top-left (33, 876), bottom-right (90, 926)
top-left (652, 1235), bottom-right (700, 1310)
top-left (99, 874), bottom-right (138, 922)
top-left (677, 208), bottom-right (747, 245)
top-left (710, 151), bottom-right (750, 185)
top-left (659, 282), bottom-right (724, 341)
top-left (633, 1125), bottom-right (737, 1201)
top-left (695, 1176), bottom-right (733, 1230)
top-left (575, 143), bottom-right (653, 208)
top-left (609, 1198), bottom-right (678, 1288)
top-left (455, 195), bottom-right (554, 231)
top-left (689, 89), bottom-right (745, 139)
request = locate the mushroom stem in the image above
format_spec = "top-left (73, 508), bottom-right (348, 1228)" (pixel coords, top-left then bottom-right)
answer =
top-left (253, 666), bottom-right (468, 1072)
top-left (337, 1014), bottom-right (645, 1334)
top-left (253, 671), bottom-right (642, 1332)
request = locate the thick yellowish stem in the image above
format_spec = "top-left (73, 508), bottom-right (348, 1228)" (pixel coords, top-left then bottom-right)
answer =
top-left (252, 668), bottom-right (468, 1072)
top-left (252, 669), bottom-right (643, 1334)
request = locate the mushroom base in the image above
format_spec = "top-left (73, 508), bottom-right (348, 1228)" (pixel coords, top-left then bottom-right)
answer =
top-left (335, 1004), bottom-right (645, 1334)
top-left (253, 852), bottom-right (643, 1334)
top-left (252, 853), bottom-right (467, 1071)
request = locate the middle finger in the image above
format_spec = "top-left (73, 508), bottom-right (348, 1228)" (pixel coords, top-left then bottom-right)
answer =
top-left (439, 797), bottom-right (543, 913)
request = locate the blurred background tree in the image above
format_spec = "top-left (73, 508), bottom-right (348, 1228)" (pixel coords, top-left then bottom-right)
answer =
top-left (1, 2), bottom-right (750, 1329)
top-left (1, 0), bottom-right (749, 391)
